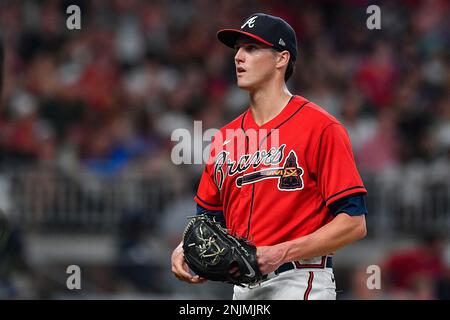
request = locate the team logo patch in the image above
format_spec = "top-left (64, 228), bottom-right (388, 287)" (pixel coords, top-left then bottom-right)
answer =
top-left (236, 151), bottom-right (304, 191)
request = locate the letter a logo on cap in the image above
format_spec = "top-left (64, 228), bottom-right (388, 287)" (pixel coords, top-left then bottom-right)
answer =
top-left (241, 16), bottom-right (258, 29)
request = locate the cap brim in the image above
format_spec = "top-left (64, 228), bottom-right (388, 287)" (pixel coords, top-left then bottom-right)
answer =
top-left (217, 29), bottom-right (274, 48)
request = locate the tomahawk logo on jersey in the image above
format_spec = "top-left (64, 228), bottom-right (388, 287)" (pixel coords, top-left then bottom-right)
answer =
top-left (195, 95), bottom-right (367, 246)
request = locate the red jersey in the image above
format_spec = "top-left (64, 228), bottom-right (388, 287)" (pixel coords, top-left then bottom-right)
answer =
top-left (195, 95), bottom-right (367, 246)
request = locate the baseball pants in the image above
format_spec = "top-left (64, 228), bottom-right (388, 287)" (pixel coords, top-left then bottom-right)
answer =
top-left (233, 256), bottom-right (336, 300)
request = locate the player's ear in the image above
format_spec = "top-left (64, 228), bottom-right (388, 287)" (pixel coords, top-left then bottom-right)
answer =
top-left (275, 50), bottom-right (290, 69)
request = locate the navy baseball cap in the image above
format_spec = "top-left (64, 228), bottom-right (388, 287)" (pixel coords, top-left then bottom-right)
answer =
top-left (217, 13), bottom-right (298, 61)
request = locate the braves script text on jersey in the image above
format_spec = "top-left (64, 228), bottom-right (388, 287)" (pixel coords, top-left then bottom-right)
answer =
top-left (195, 95), bottom-right (367, 246)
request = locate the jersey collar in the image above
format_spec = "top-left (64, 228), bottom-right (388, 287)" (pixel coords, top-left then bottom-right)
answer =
top-left (241, 95), bottom-right (309, 131)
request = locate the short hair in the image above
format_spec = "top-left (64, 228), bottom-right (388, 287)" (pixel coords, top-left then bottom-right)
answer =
top-left (272, 49), bottom-right (295, 82)
top-left (284, 59), bottom-right (295, 82)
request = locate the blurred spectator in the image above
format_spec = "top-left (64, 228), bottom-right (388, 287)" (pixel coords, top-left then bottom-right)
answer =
top-left (407, 275), bottom-right (436, 300)
top-left (357, 108), bottom-right (400, 174)
top-left (382, 234), bottom-right (446, 299)
top-left (0, 0), bottom-right (448, 172)
top-left (0, 35), bottom-right (4, 100)
top-left (340, 90), bottom-right (376, 155)
top-left (436, 267), bottom-right (450, 300)
top-left (339, 266), bottom-right (389, 300)
top-left (115, 212), bottom-right (157, 292)
top-left (355, 41), bottom-right (398, 109)
top-left (0, 210), bottom-right (35, 299)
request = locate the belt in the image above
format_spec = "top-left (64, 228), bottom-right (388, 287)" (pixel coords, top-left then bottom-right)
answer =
top-left (259, 256), bottom-right (333, 283)
top-left (278, 255), bottom-right (333, 273)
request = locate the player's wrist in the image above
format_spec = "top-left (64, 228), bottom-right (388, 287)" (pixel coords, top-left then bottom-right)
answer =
top-left (276, 236), bottom-right (309, 263)
top-left (271, 242), bottom-right (290, 265)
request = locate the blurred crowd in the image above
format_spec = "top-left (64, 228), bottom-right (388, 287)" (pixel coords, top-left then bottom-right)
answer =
top-left (0, 0), bottom-right (449, 299)
top-left (0, 0), bottom-right (449, 177)
top-left (340, 234), bottom-right (450, 300)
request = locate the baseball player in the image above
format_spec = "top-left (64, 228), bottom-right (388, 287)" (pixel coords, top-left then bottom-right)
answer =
top-left (171, 13), bottom-right (368, 300)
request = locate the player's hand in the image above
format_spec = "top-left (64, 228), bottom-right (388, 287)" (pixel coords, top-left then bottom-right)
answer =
top-left (171, 242), bottom-right (207, 284)
top-left (256, 245), bottom-right (286, 275)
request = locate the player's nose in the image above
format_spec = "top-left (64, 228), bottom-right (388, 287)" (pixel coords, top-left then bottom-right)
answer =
top-left (234, 48), bottom-right (245, 64)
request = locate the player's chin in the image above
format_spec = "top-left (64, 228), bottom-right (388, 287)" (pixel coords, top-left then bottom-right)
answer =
top-left (236, 79), bottom-right (256, 91)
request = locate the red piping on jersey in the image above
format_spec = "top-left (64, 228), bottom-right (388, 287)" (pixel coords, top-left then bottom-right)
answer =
top-left (195, 194), bottom-right (222, 209)
top-left (304, 272), bottom-right (314, 300)
top-left (326, 186), bottom-right (366, 204)
top-left (240, 110), bottom-right (247, 136)
top-left (242, 98), bottom-right (310, 240)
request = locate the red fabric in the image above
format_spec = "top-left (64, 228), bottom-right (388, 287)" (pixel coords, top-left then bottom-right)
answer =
top-left (356, 60), bottom-right (397, 108)
top-left (384, 248), bottom-right (445, 289)
top-left (313, 123), bottom-right (367, 206)
top-left (195, 96), bottom-right (367, 245)
top-left (5, 119), bottom-right (39, 155)
top-left (304, 271), bottom-right (314, 300)
top-left (78, 58), bottom-right (119, 110)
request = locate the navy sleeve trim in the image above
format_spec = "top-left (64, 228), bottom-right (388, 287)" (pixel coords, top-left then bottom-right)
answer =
top-left (196, 204), bottom-right (223, 215)
top-left (328, 194), bottom-right (368, 217)
top-left (195, 194), bottom-right (222, 208)
top-left (325, 186), bottom-right (366, 203)
top-left (196, 204), bottom-right (226, 226)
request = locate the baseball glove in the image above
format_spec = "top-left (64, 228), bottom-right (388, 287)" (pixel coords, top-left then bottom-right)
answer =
top-left (182, 214), bottom-right (263, 286)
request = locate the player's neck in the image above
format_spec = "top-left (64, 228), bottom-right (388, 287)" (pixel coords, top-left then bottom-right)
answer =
top-left (249, 84), bottom-right (292, 127)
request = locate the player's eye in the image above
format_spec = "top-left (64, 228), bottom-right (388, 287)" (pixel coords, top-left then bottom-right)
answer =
top-left (244, 44), bottom-right (257, 52)
top-left (234, 44), bottom-right (258, 53)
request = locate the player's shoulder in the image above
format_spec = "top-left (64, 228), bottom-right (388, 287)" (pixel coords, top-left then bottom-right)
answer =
top-left (295, 95), bottom-right (342, 128)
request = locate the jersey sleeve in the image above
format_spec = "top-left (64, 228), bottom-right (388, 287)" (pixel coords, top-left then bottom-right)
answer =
top-left (194, 133), bottom-right (223, 211)
top-left (194, 167), bottom-right (223, 211)
top-left (314, 123), bottom-right (367, 207)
